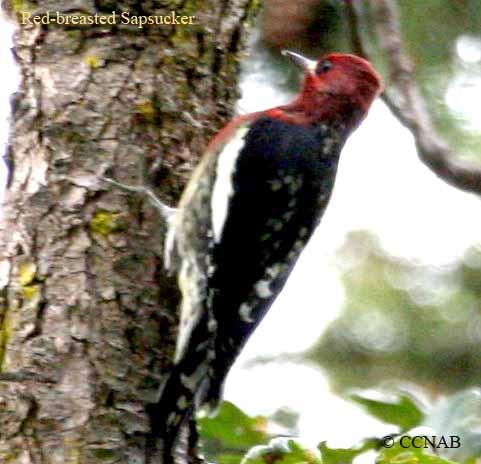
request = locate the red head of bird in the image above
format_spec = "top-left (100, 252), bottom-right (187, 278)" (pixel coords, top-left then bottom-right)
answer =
top-left (270, 51), bottom-right (383, 132)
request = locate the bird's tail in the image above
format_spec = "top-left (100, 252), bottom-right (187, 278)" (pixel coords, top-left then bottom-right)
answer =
top-left (146, 296), bottom-right (219, 462)
top-left (146, 343), bottom-right (214, 463)
top-left (145, 364), bottom-right (199, 463)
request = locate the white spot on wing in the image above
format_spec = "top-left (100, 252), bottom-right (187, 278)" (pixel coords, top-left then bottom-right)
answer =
top-left (208, 318), bottom-right (217, 332)
top-left (255, 279), bottom-right (272, 298)
top-left (207, 348), bottom-right (215, 361)
top-left (196, 340), bottom-right (209, 352)
top-left (239, 303), bottom-right (254, 322)
top-left (180, 364), bottom-right (208, 390)
top-left (294, 239), bottom-right (305, 251)
top-left (299, 227), bottom-right (309, 238)
top-left (177, 396), bottom-right (188, 409)
top-left (211, 127), bottom-right (249, 243)
top-left (266, 263), bottom-right (281, 278)
top-left (267, 218), bottom-right (283, 231)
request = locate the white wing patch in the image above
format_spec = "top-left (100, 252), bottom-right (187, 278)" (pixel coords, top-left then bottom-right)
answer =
top-left (174, 257), bottom-right (204, 363)
top-left (254, 279), bottom-right (273, 299)
top-left (239, 303), bottom-right (254, 323)
top-left (211, 127), bottom-right (248, 243)
top-left (163, 213), bottom-right (178, 272)
top-left (174, 126), bottom-right (249, 364)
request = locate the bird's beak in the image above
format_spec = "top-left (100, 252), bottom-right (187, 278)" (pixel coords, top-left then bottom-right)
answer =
top-left (282, 50), bottom-right (317, 74)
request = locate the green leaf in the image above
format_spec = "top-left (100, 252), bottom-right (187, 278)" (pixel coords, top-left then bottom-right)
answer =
top-left (218, 454), bottom-right (243, 464)
top-left (318, 439), bottom-right (378, 464)
top-left (242, 438), bottom-right (322, 464)
top-left (198, 401), bottom-right (269, 450)
top-left (350, 393), bottom-right (424, 431)
top-left (376, 441), bottom-right (457, 464)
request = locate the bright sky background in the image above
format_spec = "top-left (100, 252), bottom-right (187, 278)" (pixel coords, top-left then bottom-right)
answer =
top-left (1, 16), bottom-right (481, 461)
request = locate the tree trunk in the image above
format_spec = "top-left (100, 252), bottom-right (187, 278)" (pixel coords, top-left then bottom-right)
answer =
top-left (0, 1), bottom-right (257, 462)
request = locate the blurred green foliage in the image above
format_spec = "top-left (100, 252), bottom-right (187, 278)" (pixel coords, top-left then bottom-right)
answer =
top-left (362, 0), bottom-right (481, 160)
top-left (377, 442), bottom-right (457, 464)
top-left (350, 392), bottom-right (424, 432)
top-left (318, 440), bottom-right (378, 464)
top-left (198, 401), bottom-right (271, 463)
top-left (397, 0), bottom-right (481, 159)
top-left (307, 231), bottom-right (481, 393)
top-left (242, 438), bottom-right (322, 464)
top-left (426, 389), bottom-right (481, 462)
top-left (200, 390), bottom-right (481, 463)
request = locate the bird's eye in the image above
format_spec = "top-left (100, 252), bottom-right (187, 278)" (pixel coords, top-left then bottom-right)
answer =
top-left (316, 59), bottom-right (332, 75)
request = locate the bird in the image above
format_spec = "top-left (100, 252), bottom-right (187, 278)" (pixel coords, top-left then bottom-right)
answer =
top-left (145, 50), bottom-right (383, 463)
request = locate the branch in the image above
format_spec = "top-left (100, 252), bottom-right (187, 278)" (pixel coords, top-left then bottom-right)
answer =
top-left (345, 0), bottom-right (481, 195)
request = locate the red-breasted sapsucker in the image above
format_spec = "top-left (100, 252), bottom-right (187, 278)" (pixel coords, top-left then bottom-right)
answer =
top-left (147, 50), bottom-right (382, 462)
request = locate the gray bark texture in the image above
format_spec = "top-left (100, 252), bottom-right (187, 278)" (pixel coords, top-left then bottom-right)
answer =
top-left (0, 1), bottom-right (257, 462)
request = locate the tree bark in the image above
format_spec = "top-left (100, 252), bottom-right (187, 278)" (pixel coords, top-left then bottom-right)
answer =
top-left (0, 1), bottom-right (257, 462)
